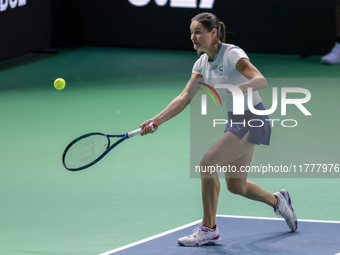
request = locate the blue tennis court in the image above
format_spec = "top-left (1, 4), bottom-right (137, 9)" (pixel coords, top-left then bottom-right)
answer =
top-left (100, 215), bottom-right (340, 255)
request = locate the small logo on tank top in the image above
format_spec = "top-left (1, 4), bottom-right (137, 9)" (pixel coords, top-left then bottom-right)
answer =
top-left (219, 66), bottom-right (223, 75)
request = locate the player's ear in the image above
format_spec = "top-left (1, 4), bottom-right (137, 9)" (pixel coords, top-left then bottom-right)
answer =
top-left (210, 28), bottom-right (217, 37)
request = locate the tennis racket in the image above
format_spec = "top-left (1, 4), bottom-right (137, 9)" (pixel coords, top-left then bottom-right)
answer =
top-left (62, 123), bottom-right (157, 171)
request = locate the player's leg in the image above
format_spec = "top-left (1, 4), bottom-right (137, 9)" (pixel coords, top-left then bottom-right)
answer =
top-left (225, 146), bottom-right (277, 207)
top-left (178, 131), bottom-right (253, 246)
top-left (225, 146), bottom-right (298, 232)
top-left (321, 0), bottom-right (340, 64)
top-left (200, 131), bottom-right (254, 228)
top-left (200, 172), bottom-right (220, 229)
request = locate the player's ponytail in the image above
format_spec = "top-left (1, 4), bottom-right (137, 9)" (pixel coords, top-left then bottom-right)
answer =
top-left (218, 21), bottom-right (226, 43)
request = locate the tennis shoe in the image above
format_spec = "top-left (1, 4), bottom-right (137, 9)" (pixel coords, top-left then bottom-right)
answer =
top-left (321, 43), bottom-right (340, 64)
top-left (273, 189), bottom-right (298, 231)
top-left (178, 223), bottom-right (221, 246)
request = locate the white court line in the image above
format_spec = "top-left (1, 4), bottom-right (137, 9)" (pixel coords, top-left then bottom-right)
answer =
top-left (216, 214), bottom-right (340, 224)
top-left (98, 219), bottom-right (201, 255)
top-left (99, 215), bottom-right (340, 255)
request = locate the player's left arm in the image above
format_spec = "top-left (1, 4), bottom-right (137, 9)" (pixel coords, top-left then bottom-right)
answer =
top-left (233, 58), bottom-right (268, 93)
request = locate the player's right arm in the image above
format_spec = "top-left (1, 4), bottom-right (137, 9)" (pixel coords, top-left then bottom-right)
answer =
top-left (140, 73), bottom-right (203, 135)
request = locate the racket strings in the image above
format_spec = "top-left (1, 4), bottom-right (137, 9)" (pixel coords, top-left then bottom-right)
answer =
top-left (64, 134), bottom-right (108, 169)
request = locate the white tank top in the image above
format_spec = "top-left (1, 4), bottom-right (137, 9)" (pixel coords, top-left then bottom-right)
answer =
top-left (192, 43), bottom-right (262, 112)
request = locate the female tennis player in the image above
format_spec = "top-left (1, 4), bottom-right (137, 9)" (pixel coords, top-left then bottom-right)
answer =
top-left (141, 12), bottom-right (297, 246)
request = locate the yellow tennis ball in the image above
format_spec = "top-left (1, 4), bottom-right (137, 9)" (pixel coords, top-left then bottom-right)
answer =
top-left (54, 78), bottom-right (65, 90)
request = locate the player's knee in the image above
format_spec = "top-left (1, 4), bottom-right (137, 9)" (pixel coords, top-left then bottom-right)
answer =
top-left (200, 154), bottom-right (214, 177)
top-left (200, 151), bottom-right (215, 167)
top-left (226, 181), bottom-right (246, 195)
top-left (200, 155), bottom-right (209, 167)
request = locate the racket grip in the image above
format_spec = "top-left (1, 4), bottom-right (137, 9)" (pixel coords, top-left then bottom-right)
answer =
top-left (127, 122), bottom-right (157, 138)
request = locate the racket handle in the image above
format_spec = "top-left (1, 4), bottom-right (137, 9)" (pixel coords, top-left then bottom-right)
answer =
top-left (127, 122), bottom-right (157, 138)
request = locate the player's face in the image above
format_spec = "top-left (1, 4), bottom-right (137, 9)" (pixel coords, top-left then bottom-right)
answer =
top-left (190, 21), bottom-right (216, 51)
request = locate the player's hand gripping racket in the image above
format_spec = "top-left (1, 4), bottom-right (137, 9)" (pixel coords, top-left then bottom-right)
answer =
top-left (62, 123), bottom-right (157, 171)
